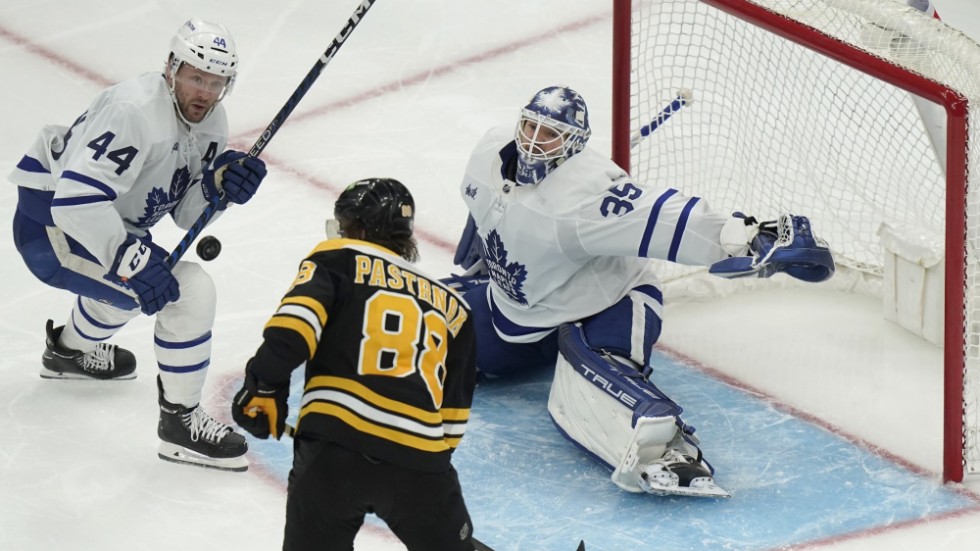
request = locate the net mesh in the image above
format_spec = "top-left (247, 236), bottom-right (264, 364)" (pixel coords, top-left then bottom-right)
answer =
top-left (625, 0), bottom-right (980, 477)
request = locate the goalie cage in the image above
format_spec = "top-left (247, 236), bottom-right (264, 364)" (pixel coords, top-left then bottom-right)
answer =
top-left (611, 0), bottom-right (980, 483)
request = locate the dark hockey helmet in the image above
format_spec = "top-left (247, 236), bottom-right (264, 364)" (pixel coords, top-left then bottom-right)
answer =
top-left (334, 178), bottom-right (415, 239)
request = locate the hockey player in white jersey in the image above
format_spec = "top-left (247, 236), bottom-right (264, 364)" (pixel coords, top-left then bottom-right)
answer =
top-left (9, 18), bottom-right (268, 472)
top-left (450, 85), bottom-right (834, 497)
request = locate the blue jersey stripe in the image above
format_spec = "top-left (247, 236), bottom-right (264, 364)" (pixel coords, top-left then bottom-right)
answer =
top-left (489, 292), bottom-right (554, 338)
top-left (668, 197), bottom-right (700, 262)
top-left (638, 188), bottom-right (678, 257)
top-left (69, 318), bottom-right (111, 343)
top-left (76, 297), bottom-right (127, 330)
top-left (52, 195), bottom-right (111, 207)
top-left (630, 284), bottom-right (663, 305)
top-left (61, 170), bottom-right (118, 200)
top-left (16, 155), bottom-right (50, 174)
top-left (155, 332), bottom-right (213, 349)
top-left (158, 359), bottom-right (211, 373)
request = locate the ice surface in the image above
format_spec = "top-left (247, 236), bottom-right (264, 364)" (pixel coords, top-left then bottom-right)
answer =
top-left (2, 1), bottom-right (980, 549)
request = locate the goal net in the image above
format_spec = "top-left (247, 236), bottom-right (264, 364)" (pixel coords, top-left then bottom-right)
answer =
top-left (611, 0), bottom-right (980, 482)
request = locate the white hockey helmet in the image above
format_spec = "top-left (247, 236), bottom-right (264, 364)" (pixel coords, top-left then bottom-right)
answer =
top-left (168, 18), bottom-right (238, 98)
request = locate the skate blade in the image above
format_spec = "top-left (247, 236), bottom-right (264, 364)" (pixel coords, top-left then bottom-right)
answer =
top-left (157, 442), bottom-right (248, 473)
top-left (642, 477), bottom-right (731, 498)
top-left (39, 367), bottom-right (136, 381)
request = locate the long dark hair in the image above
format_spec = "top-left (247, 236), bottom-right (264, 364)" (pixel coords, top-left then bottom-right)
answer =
top-left (337, 217), bottom-right (419, 262)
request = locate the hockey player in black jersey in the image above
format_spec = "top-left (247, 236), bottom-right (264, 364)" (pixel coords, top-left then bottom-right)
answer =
top-left (232, 178), bottom-right (479, 551)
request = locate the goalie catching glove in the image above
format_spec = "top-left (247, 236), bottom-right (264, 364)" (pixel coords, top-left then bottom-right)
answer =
top-left (710, 213), bottom-right (835, 283)
top-left (232, 363), bottom-right (289, 440)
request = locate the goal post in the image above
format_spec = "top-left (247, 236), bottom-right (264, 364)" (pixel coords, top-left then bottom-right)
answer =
top-left (611, 0), bottom-right (980, 483)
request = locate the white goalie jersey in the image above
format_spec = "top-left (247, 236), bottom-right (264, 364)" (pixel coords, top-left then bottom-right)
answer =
top-left (9, 72), bottom-right (228, 268)
top-left (460, 125), bottom-right (733, 339)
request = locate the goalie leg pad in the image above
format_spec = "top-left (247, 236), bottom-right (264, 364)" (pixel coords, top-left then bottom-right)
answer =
top-left (548, 323), bottom-right (686, 492)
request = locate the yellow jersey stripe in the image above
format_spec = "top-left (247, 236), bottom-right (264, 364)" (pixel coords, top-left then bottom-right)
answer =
top-left (265, 316), bottom-right (318, 358)
top-left (440, 407), bottom-right (470, 422)
top-left (281, 295), bottom-right (328, 325)
top-left (303, 389), bottom-right (445, 438)
top-left (306, 375), bottom-right (442, 425)
top-left (299, 401), bottom-right (450, 453)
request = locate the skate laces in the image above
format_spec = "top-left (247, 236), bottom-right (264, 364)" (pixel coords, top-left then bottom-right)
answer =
top-left (80, 343), bottom-right (116, 373)
top-left (654, 447), bottom-right (705, 471)
top-left (183, 407), bottom-right (232, 444)
top-left (659, 448), bottom-right (689, 466)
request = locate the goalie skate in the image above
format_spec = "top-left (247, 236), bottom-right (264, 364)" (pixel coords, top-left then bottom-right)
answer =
top-left (638, 449), bottom-right (731, 498)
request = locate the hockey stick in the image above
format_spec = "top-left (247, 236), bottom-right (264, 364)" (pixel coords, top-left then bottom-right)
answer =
top-left (629, 88), bottom-right (694, 149)
top-left (166, 0), bottom-right (379, 266)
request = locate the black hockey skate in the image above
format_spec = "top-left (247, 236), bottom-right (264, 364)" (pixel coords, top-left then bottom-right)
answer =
top-left (639, 448), bottom-right (730, 498)
top-left (157, 378), bottom-right (248, 472)
top-left (40, 320), bottom-right (136, 380)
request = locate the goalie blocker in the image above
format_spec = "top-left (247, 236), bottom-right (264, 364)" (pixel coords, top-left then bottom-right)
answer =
top-left (548, 323), bottom-right (730, 498)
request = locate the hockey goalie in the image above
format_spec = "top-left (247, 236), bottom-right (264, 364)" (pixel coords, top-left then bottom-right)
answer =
top-left (444, 85), bottom-right (834, 498)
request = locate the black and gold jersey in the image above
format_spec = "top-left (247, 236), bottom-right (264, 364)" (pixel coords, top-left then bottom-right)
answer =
top-left (248, 238), bottom-right (477, 473)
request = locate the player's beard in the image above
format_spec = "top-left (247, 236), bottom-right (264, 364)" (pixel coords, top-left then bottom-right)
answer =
top-left (177, 96), bottom-right (215, 123)
top-left (176, 89), bottom-right (218, 124)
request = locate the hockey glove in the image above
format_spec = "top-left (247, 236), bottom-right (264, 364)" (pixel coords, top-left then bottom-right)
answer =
top-left (202, 150), bottom-right (268, 206)
top-left (709, 214), bottom-right (835, 283)
top-left (104, 235), bottom-right (180, 316)
top-left (232, 365), bottom-right (289, 440)
top-left (453, 214), bottom-right (486, 272)
top-left (439, 273), bottom-right (490, 294)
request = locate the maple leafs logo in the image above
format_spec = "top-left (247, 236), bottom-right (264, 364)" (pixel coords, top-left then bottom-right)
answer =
top-left (533, 88), bottom-right (570, 116)
top-left (483, 229), bottom-right (528, 306)
top-left (132, 168), bottom-right (192, 229)
top-left (136, 187), bottom-right (171, 228)
top-left (170, 165), bottom-right (191, 201)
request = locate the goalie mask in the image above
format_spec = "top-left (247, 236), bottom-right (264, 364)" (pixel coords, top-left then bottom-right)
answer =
top-left (514, 85), bottom-right (592, 186)
top-left (166, 18), bottom-right (238, 125)
top-left (333, 178), bottom-right (415, 241)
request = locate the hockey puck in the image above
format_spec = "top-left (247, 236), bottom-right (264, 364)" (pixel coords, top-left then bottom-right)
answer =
top-left (196, 235), bottom-right (222, 261)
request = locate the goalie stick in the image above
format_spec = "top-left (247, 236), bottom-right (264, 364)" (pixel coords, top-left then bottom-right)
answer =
top-left (629, 88), bottom-right (694, 149)
top-left (166, 0), bottom-right (379, 266)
